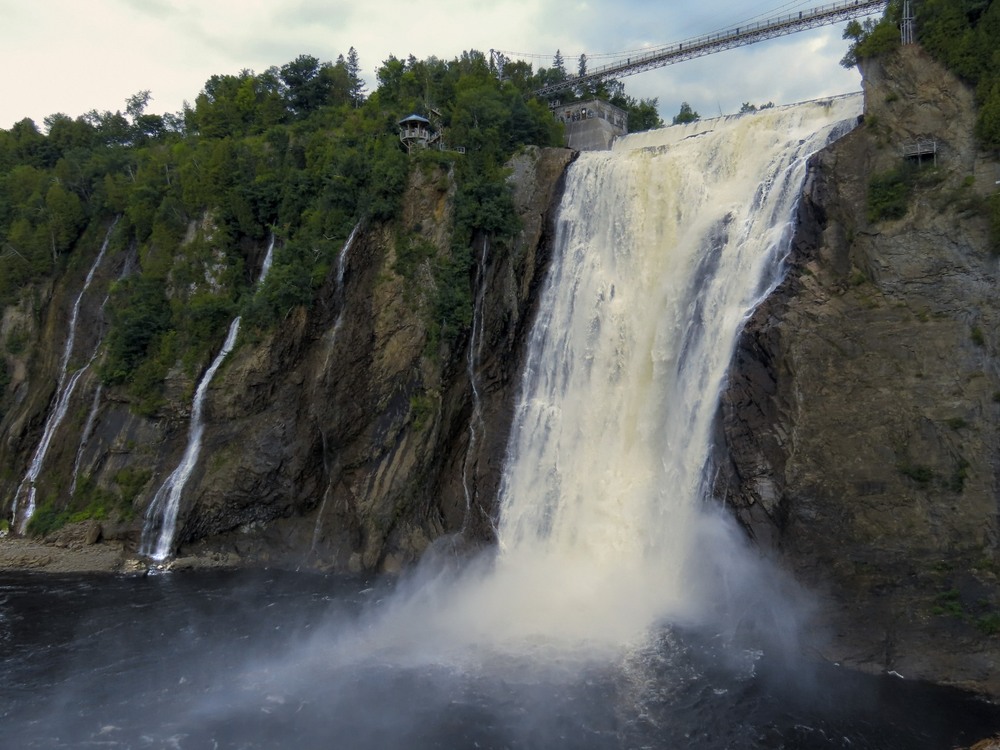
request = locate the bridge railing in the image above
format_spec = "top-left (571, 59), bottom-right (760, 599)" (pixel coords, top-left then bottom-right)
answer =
top-left (531, 0), bottom-right (887, 97)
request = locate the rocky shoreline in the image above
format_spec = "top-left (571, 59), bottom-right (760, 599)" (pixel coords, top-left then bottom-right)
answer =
top-left (0, 521), bottom-right (241, 574)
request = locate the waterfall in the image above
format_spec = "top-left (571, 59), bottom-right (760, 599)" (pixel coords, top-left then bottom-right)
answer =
top-left (311, 225), bottom-right (362, 558)
top-left (12, 219), bottom-right (118, 534)
top-left (489, 96), bottom-right (862, 647)
top-left (140, 236), bottom-right (276, 561)
top-left (69, 384), bottom-right (103, 497)
top-left (460, 237), bottom-right (490, 525)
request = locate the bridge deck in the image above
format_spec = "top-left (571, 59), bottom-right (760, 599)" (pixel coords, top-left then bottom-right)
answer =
top-left (519, 0), bottom-right (887, 98)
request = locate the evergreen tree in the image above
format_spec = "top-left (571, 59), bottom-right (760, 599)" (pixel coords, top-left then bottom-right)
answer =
top-left (672, 102), bottom-right (699, 125)
top-left (553, 49), bottom-right (566, 78)
top-left (347, 47), bottom-right (366, 107)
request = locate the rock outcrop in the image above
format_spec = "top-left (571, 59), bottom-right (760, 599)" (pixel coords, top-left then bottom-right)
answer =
top-left (721, 46), bottom-right (1000, 694)
top-left (0, 147), bottom-right (574, 573)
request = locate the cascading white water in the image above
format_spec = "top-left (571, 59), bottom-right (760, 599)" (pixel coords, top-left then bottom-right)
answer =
top-left (492, 95), bottom-right (862, 644)
top-left (141, 236), bottom-right (276, 561)
top-left (69, 384), bottom-right (103, 496)
top-left (12, 219), bottom-right (118, 534)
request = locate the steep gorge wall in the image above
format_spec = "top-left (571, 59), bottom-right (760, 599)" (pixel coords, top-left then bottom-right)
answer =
top-left (0, 147), bottom-right (573, 573)
top-left (722, 46), bottom-right (1000, 694)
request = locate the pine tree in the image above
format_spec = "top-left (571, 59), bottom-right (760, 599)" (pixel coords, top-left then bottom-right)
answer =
top-left (553, 49), bottom-right (565, 74)
top-left (346, 47), bottom-right (366, 107)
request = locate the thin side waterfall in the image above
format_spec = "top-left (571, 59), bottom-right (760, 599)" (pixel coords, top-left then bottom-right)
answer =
top-left (330, 223), bottom-right (360, 340)
top-left (69, 384), bottom-right (103, 496)
top-left (460, 237), bottom-right (490, 526)
top-left (141, 236), bottom-right (276, 561)
top-left (12, 219), bottom-right (118, 534)
top-left (311, 225), bottom-right (362, 556)
top-left (69, 259), bottom-right (129, 496)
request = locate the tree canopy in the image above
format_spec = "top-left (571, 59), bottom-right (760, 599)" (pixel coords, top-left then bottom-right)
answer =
top-left (2, 47), bottom-right (668, 413)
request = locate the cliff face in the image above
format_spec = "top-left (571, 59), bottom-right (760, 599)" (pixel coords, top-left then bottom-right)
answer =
top-left (0, 147), bottom-right (573, 573)
top-left (722, 46), bottom-right (1000, 694)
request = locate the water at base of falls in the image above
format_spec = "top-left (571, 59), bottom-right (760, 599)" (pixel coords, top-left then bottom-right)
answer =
top-left (1, 570), bottom-right (996, 750)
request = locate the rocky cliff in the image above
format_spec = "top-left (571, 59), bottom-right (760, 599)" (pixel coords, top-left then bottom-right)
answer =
top-left (0, 147), bottom-right (573, 573)
top-left (722, 45), bottom-right (1000, 694)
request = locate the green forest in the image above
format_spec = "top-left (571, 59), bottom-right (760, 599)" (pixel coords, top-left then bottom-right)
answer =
top-left (0, 49), bottom-right (659, 415)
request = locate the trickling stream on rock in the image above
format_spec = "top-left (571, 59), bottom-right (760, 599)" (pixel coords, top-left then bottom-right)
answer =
top-left (140, 236), bottom-right (276, 561)
top-left (312, 224), bottom-right (362, 559)
top-left (461, 237), bottom-right (490, 527)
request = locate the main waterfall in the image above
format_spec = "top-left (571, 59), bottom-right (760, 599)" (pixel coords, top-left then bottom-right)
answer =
top-left (494, 97), bottom-right (861, 641)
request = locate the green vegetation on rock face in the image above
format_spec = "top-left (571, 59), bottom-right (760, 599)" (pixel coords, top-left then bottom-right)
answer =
top-left (4, 48), bottom-right (651, 413)
top-left (840, 6), bottom-right (902, 68)
top-left (868, 165), bottom-right (916, 222)
top-left (917, 0), bottom-right (1000, 151)
top-left (844, 0), bottom-right (1000, 153)
top-left (25, 468), bottom-right (148, 537)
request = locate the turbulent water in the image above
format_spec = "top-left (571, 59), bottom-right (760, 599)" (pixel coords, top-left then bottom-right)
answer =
top-left (2, 571), bottom-right (998, 749)
top-left (6, 99), bottom-right (1000, 748)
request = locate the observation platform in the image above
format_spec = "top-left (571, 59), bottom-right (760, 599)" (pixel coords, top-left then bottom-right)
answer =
top-left (556, 100), bottom-right (629, 151)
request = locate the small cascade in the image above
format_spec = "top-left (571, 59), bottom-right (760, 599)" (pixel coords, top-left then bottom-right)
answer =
top-left (12, 219), bottom-right (118, 534)
top-left (311, 225), bottom-right (361, 559)
top-left (69, 384), bottom-right (103, 497)
top-left (460, 237), bottom-right (490, 525)
top-left (140, 236), bottom-right (276, 561)
top-left (320, 224), bottom-right (361, 380)
top-left (69, 259), bottom-right (130, 497)
top-left (308, 432), bottom-right (334, 560)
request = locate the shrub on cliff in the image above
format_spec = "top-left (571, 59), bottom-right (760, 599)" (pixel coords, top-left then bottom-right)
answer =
top-left (840, 8), bottom-right (902, 68)
top-left (868, 166), bottom-right (915, 222)
top-left (989, 192), bottom-right (1000, 255)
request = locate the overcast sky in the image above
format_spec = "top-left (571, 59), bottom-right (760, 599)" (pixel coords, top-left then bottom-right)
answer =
top-left (0, 0), bottom-right (871, 131)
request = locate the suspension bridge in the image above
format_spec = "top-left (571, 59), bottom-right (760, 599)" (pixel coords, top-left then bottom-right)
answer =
top-left (492, 0), bottom-right (888, 98)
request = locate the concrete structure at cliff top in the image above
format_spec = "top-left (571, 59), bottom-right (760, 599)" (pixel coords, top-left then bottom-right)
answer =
top-left (556, 99), bottom-right (628, 151)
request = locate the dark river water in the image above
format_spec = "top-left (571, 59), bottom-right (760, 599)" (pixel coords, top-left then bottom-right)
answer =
top-left (1, 569), bottom-right (998, 749)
